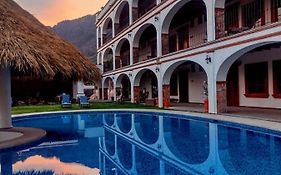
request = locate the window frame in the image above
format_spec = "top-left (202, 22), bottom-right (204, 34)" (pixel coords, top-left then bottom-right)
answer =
top-left (244, 62), bottom-right (269, 98)
top-left (273, 60), bottom-right (281, 98)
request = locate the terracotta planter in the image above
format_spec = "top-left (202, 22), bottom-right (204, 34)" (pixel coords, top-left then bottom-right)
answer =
top-left (204, 99), bottom-right (209, 113)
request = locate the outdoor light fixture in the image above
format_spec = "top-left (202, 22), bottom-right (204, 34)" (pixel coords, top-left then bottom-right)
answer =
top-left (128, 33), bottom-right (132, 37)
top-left (205, 55), bottom-right (211, 64)
top-left (129, 73), bottom-right (132, 77)
top-left (112, 76), bottom-right (115, 80)
top-left (156, 67), bottom-right (160, 72)
top-left (155, 16), bottom-right (159, 21)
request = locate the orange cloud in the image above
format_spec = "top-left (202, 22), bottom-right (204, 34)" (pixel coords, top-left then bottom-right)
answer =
top-left (13, 155), bottom-right (100, 175)
top-left (15, 0), bottom-right (108, 26)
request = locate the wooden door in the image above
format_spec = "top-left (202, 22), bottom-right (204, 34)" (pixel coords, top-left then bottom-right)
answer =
top-left (179, 70), bottom-right (189, 103)
top-left (227, 63), bottom-right (240, 106)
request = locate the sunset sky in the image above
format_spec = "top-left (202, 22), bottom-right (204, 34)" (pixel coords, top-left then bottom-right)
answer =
top-left (14, 0), bottom-right (108, 26)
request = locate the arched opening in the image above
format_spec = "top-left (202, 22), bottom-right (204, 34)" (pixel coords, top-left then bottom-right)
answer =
top-left (116, 74), bottom-right (131, 102)
top-left (115, 39), bottom-right (130, 69)
top-left (134, 113), bottom-right (159, 144)
top-left (103, 48), bottom-right (113, 72)
top-left (117, 136), bottom-right (133, 169)
top-left (115, 1), bottom-right (129, 34)
top-left (133, 24), bottom-right (157, 64)
top-left (132, 0), bottom-right (157, 21)
top-left (215, 0), bottom-right (274, 39)
top-left (103, 18), bottom-right (113, 44)
top-left (162, 0), bottom-right (207, 55)
top-left (103, 77), bottom-right (114, 101)
top-left (116, 113), bottom-right (132, 133)
top-left (163, 61), bottom-right (207, 111)
top-left (134, 69), bottom-right (158, 105)
top-left (135, 147), bottom-right (159, 174)
top-left (217, 42), bottom-right (281, 113)
top-left (104, 130), bottom-right (115, 156)
top-left (164, 117), bottom-right (209, 164)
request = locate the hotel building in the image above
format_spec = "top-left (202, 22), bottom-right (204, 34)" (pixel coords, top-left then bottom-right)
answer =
top-left (95, 0), bottom-right (281, 113)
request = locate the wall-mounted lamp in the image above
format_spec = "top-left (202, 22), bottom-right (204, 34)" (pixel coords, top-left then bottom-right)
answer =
top-left (156, 67), bottom-right (160, 72)
top-left (128, 73), bottom-right (132, 77)
top-left (154, 16), bottom-right (159, 21)
top-left (205, 55), bottom-right (211, 64)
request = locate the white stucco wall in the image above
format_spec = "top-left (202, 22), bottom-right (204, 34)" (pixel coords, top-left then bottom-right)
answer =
top-left (188, 70), bottom-right (207, 103)
top-left (238, 48), bottom-right (281, 108)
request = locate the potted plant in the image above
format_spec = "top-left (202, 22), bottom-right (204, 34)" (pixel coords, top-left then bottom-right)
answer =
top-left (203, 81), bottom-right (208, 113)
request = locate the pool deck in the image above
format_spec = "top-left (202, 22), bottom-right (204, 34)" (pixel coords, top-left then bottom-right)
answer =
top-left (12, 108), bottom-right (281, 133)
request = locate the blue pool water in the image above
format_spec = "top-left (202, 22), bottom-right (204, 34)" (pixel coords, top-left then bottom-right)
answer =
top-left (1, 111), bottom-right (281, 175)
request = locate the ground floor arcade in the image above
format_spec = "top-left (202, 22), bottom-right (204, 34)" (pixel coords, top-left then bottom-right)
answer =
top-left (96, 42), bottom-right (281, 114)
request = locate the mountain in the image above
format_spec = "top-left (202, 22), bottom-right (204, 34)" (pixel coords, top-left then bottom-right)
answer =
top-left (52, 15), bottom-right (97, 63)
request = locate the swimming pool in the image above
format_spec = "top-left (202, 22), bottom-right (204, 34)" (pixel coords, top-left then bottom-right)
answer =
top-left (1, 111), bottom-right (281, 175)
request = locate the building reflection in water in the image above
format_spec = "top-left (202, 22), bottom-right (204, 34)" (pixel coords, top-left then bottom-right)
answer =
top-left (0, 113), bottom-right (104, 175)
top-left (0, 112), bottom-right (281, 175)
top-left (100, 113), bottom-right (281, 175)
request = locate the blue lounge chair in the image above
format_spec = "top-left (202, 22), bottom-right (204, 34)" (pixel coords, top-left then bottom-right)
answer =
top-left (79, 96), bottom-right (89, 107)
top-left (61, 95), bottom-right (72, 108)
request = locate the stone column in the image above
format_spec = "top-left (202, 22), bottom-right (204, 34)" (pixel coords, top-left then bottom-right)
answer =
top-left (0, 67), bottom-right (12, 128)
top-left (162, 33), bottom-right (169, 55)
top-left (73, 81), bottom-right (85, 99)
top-left (133, 47), bottom-right (139, 64)
top-left (215, 8), bottom-right (225, 39)
top-left (156, 26), bottom-right (162, 57)
top-left (206, 2), bottom-right (216, 41)
top-left (157, 76), bottom-right (163, 108)
top-left (129, 41), bottom-right (134, 65)
top-left (163, 85), bottom-right (170, 108)
top-left (129, 2), bottom-right (133, 25)
top-left (131, 80), bottom-right (134, 103)
top-left (216, 81), bottom-right (227, 113)
top-left (134, 86), bottom-right (140, 103)
top-left (112, 47), bottom-right (116, 70)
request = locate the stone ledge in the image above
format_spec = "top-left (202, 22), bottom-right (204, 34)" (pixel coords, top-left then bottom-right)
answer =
top-left (0, 127), bottom-right (46, 151)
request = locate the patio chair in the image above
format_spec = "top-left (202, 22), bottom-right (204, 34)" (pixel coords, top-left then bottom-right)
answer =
top-left (61, 94), bottom-right (72, 108)
top-left (79, 96), bottom-right (90, 107)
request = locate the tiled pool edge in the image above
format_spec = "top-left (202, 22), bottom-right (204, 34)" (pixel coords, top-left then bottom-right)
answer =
top-left (12, 109), bottom-right (281, 133)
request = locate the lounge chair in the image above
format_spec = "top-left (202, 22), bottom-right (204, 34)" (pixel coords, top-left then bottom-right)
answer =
top-left (61, 95), bottom-right (72, 108)
top-left (79, 96), bottom-right (89, 107)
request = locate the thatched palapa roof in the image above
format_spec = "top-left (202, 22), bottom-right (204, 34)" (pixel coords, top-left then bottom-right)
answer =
top-left (0, 0), bottom-right (101, 82)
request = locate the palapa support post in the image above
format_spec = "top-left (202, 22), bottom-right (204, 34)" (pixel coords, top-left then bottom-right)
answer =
top-left (0, 67), bottom-right (12, 129)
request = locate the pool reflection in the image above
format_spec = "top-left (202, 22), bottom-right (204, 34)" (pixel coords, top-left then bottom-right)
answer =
top-left (4, 113), bottom-right (104, 175)
top-left (218, 126), bottom-right (281, 175)
top-left (164, 117), bottom-right (209, 164)
top-left (134, 114), bottom-right (159, 144)
top-left (116, 113), bottom-right (132, 133)
top-left (101, 113), bottom-right (281, 175)
top-left (0, 112), bottom-right (280, 175)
